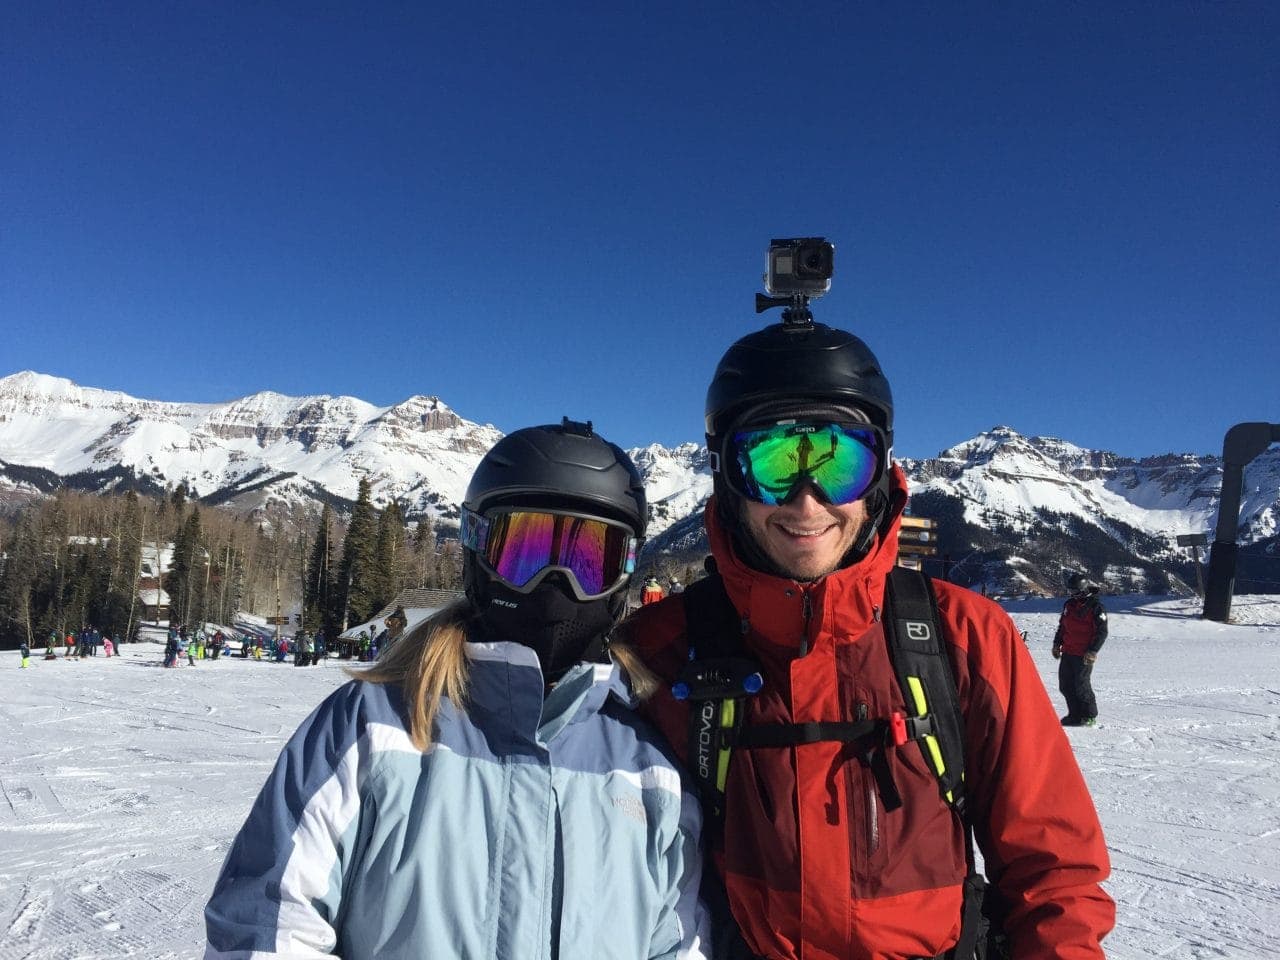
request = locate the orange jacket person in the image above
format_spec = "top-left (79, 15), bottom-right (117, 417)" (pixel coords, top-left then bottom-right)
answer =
top-left (624, 310), bottom-right (1113, 959)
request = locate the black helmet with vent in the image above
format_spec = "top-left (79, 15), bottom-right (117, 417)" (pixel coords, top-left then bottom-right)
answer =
top-left (704, 321), bottom-right (896, 571)
top-left (705, 321), bottom-right (893, 452)
top-left (462, 418), bottom-right (647, 632)
top-left (464, 418), bottom-right (646, 535)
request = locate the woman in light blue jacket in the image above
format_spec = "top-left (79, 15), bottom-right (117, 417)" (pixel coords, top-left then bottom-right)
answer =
top-left (204, 420), bottom-right (708, 960)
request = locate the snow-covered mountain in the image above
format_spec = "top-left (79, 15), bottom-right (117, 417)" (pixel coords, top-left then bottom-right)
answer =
top-left (897, 425), bottom-right (1279, 594)
top-left (904, 425), bottom-right (1275, 545)
top-left (0, 371), bottom-right (502, 523)
top-left (2, 373), bottom-right (1276, 594)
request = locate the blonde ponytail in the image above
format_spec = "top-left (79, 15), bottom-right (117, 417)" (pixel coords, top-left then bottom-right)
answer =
top-left (608, 640), bottom-right (660, 701)
top-left (352, 601), bottom-right (661, 746)
top-left (352, 601), bottom-right (472, 750)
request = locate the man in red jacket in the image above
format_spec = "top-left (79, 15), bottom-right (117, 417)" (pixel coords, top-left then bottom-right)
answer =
top-left (1053, 574), bottom-right (1109, 727)
top-left (623, 315), bottom-right (1114, 960)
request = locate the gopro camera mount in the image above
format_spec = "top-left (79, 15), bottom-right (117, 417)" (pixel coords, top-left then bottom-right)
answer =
top-left (756, 237), bottom-right (834, 326)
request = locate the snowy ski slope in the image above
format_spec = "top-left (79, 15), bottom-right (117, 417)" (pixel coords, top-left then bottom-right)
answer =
top-left (1, 595), bottom-right (1277, 958)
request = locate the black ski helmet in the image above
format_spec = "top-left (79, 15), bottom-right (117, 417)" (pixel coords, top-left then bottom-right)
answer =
top-left (1067, 572), bottom-right (1098, 595)
top-left (705, 321), bottom-right (893, 449)
top-left (703, 320), bottom-right (896, 572)
top-left (462, 418), bottom-right (647, 609)
top-left (463, 418), bottom-right (646, 532)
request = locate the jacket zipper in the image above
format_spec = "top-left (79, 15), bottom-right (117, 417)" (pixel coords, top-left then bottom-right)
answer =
top-left (799, 590), bottom-right (813, 656)
top-left (857, 702), bottom-right (879, 855)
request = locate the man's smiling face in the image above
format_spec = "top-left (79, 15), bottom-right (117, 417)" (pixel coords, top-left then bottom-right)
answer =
top-left (741, 483), bottom-right (870, 582)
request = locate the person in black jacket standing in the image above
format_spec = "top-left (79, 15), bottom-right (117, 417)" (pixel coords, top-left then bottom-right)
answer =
top-left (1053, 573), bottom-right (1109, 726)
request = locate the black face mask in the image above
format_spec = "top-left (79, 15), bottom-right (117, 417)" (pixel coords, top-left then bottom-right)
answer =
top-left (475, 574), bottom-right (615, 684)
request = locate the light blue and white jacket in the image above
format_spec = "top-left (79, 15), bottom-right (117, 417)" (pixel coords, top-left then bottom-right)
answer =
top-left (204, 639), bottom-right (709, 959)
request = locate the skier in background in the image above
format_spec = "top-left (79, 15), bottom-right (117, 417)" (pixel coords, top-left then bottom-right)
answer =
top-left (19, 641), bottom-right (30, 668)
top-left (641, 576), bottom-right (665, 605)
top-left (1053, 572), bottom-right (1108, 727)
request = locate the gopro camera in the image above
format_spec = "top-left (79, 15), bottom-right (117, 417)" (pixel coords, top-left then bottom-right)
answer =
top-left (764, 237), bottom-right (834, 298)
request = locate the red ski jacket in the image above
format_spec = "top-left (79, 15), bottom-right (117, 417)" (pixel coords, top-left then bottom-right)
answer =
top-left (1054, 596), bottom-right (1108, 657)
top-left (624, 468), bottom-right (1113, 960)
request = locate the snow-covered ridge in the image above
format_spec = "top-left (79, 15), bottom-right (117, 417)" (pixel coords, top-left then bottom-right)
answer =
top-left (0, 371), bottom-right (501, 521)
top-left (902, 425), bottom-right (1277, 546)
top-left (1, 374), bottom-right (1276, 565)
top-left (0, 372), bottom-right (708, 539)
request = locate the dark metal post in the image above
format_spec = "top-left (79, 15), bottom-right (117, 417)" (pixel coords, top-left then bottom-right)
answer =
top-left (1203, 423), bottom-right (1280, 622)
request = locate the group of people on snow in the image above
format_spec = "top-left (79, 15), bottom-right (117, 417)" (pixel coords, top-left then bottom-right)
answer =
top-left (161, 624), bottom-right (238, 667)
top-left (204, 291), bottom-right (1115, 960)
top-left (14, 624), bottom-right (130, 668)
top-left (639, 575), bottom-right (684, 605)
top-left (63, 625), bottom-right (116, 659)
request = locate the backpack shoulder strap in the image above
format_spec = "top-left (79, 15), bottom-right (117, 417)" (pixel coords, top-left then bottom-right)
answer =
top-left (883, 566), bottom-right (968, 815)
top-left (677, 570), bottom-right (761, 835)
top-left (884, 567), bottom-right (995, 960)
top-left (681, 569), bottom-right (743, 659)
top-left (678, 569), bottom-right (761, 959)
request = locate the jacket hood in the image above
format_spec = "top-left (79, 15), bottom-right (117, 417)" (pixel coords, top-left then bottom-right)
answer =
top-left (704, 464), bottom-right (910, 656)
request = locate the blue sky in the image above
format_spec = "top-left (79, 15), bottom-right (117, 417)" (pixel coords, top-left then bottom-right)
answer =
top-left (3, 2), bottom-right (1276, 460)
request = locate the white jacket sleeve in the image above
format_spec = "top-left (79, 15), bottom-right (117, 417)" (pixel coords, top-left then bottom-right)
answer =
top-left (204, 686), bottom-right (368, 958)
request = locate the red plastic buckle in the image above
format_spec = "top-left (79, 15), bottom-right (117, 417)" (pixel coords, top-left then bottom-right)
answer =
top-left (889, 710), bottom-right (908, 747)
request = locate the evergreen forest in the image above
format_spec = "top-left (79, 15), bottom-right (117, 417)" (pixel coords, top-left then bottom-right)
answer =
top-left (0, 479), bottom-right (462, 649)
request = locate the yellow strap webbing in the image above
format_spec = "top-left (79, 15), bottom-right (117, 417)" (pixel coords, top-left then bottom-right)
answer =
top-left (715, 699), bottom-right (736, 792)
top-left (907, 675), bottom-right (953, 801)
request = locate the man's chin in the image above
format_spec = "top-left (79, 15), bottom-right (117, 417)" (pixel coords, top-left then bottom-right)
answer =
top-left (764, 548), bottom-right (842, 583)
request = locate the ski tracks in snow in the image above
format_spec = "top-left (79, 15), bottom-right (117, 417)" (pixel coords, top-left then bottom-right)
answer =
top-left (2, 604), bottom-right (1279, 958)
top-left (1014, 602), bottom-right (1280, 960)
top-left (0, 648), bottom-right (348, 959)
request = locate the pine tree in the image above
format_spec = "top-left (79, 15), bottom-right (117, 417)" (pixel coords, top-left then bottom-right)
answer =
top-left (339, 478), bottom-right (379, 628)
top-left (170, 482), bottom-right (188, 515)
top-left (411, 514), bottom-right (436, 588)
top-left (305, 505), bottom-right (333, 621)
top-left (0, 513), bottom-right (41, 645)
top-left (305, 504), bottom-right (342, 640)
top-left (373, 501), bottom-right (407, 613)
top-left (167, 508), bottom-right (204, 627)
